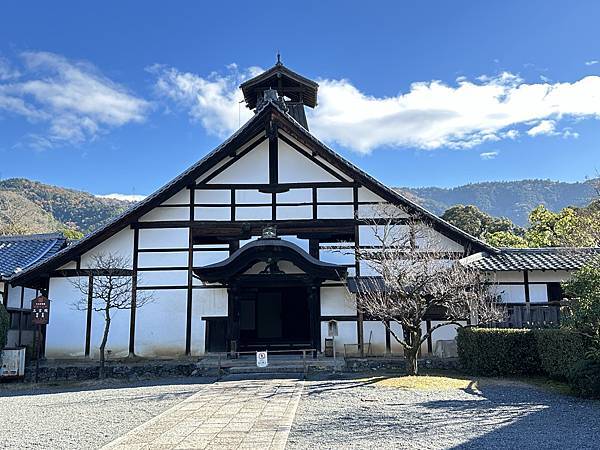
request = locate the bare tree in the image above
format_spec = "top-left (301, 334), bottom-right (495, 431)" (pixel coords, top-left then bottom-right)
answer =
top-left (70, 253), bottom-right (152, 377)
top-left (350, 204), bottom-right (504, 375)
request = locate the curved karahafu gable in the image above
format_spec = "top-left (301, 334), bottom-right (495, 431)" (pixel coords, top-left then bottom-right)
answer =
top-left (194, 237), bottom-right (346, 283)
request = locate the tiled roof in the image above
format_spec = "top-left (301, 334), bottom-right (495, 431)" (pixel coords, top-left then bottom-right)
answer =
top-left (463, 247), bottom-right (600, 271)
top-left (0, 233), bottom-right (66, 280)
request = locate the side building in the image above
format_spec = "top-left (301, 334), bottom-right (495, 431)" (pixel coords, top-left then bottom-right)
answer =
top-left (0, 233), bottom-right (67, 348)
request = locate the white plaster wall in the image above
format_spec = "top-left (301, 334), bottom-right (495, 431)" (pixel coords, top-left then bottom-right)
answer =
top-left (195, 207), bottom-right (231, 221)
top-left (320, 321), bottom-right (357, 354)
top-left (208, 140), bottom-right (269, 184)
top-left (195, 190), bottom-right (230, 204)
top-left (135, 289), bottom-right (187, 358)
top-left (277, 206), bottom-right (312, 220)
top-left (236, 190), bottom-right (270, 204)
top-left (492, 271), bottom-right (525, 283)
top-left (46, 277), bottom-right (87, 358)
top-left (6, 285), bottom-right (22, 309)
top-left (319, 246), bottom-right (354, 265)
top-left (281, 236), bottom-right (309, 252)
top-left (357, 187), bottom-right (385, 203)
top-left (137, 270), bottom-right (188, 287)
top-left (6, 286), bottom-right (37, 309)
top-left (416, 228), bottom-right (464, 252)
top-left (493, 284), bottom-right (527, 303)
top-left (528, 270), bottom-right (572, 282)
top-left (278, 139), bottom-right (340, 183)
top-left (194, 288), bottom-right (228, 317)
top-left (320, 287), bottom-right (356, 316)
top-left (194, 250), bottom-right (229, 266)
top-left (363, 321), bottom-right (387, 355)
top-left (161, 189), bottom-right (190, 206)
top-left (317, 188), bottom-right (353, 202)
top-left (359, 224), bottom-right (409, 246)
top-left (317, 205), bottom-right (354, 219)
top-left (277, 188), bottom-right (311, 203)
top-left (58, 261), bottom-right (77, 270)
top-left (196, 133), bottom-right (265, 184)
top-left (389, 322), bottom-right (404, 355)
top-left (138, 251), bottom-right (188, 268)
top-left (89, 295), bottom-right (130, 359)
top-left (138, 228), bottom-right (189, 250)
top-left (235, 206), bottom-right (271, 221)
top-left (80, 228), bottom-right (134, 269)
top-left (139, 207), bottom-right (189, 222)
top-left (529, 284), bottom-right (549, 303)
top-left (191, 300), bottom-right (206, 355)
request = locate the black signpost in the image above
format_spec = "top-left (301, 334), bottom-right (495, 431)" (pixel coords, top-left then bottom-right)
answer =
top-left (31, 295), bottom-right (50, 383)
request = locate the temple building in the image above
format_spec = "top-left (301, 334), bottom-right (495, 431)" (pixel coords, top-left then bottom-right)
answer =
top-left (7, 61), bottom-right (599, 359)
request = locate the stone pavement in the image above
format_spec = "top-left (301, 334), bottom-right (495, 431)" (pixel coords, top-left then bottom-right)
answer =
top-left (102, 374), bottom-right (304, 450)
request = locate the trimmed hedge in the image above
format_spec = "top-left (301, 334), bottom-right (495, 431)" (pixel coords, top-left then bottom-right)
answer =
top-left (457, 327), bottom-right (590, 379)
top-left (456, 328), bottom-right (541, 376)
top-left (535, 329), bottom-right (588, 380)
top-left (0, 303), bottom-right (9, 350)
top-left (568, 359), bottom-right (600, 399)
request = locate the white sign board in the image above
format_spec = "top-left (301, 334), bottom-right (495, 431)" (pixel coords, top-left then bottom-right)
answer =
top-left (256, 351), bottom-right (268, 368)
top-left (0, 348), bottom-right (26, 378)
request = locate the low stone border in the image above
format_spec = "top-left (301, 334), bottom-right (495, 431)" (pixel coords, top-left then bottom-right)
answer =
top-left (21, 357), bottom-right (461, 382)
top-left (344, 357), bottom-right (461, 372)
top-left (24, 361), bottom-right (214, 382)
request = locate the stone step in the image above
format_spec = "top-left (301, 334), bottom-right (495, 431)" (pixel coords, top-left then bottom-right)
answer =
top-left (225, 366), bottom-right (307, 375)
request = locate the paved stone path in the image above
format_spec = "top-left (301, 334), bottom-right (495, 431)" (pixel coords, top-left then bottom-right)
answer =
top-left (103, 375), bottom-right (304, 450)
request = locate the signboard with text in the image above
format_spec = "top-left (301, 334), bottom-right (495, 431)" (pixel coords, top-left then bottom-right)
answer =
top-left (31, 296), bottom-right (50, 325)
top-left (256, 351), bottom-right (268, 368)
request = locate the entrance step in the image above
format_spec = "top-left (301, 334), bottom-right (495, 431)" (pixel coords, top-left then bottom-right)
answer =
top-left (196, 354), bottom-right (345, 374)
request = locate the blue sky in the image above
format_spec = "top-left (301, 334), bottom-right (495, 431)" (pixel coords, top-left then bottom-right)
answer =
top-left (1, 1), bottom-right (599, 198)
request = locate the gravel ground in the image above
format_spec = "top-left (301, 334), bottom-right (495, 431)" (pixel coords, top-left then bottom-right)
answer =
top-left (0, 377), bottom-right (214, 449)
top-left (287, 374), bottom-right (600, 450)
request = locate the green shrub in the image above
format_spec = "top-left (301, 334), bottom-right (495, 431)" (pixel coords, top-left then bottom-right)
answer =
top-left (534, 329), bottom-right (589, 380)
top-left (567, 359), bottom-right (600, 399)
top-left (457, 328), bottom-right (541, 376)
top-left (0, 303), bottom-right (9, 350)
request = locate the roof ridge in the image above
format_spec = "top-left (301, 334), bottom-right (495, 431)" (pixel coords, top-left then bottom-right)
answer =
top-left (0, 232), bottom-right (65, 242)
top-left (500, 247), bottom-right (600, 253)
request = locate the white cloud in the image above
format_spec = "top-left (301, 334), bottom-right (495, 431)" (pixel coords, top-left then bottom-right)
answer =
top-left (585, 60), bottom-right (599, 66)
top-left (150, 65), bottom-right (600, 154)
top-left (96, 193), bottom-right (146, 202)
top-left (527, 119), bottom-right (556, 136)
top-left (0, 51), bottom-right (149, 148)
top-left (149, 64), bottom-right (261, 138)
top-left (0, 56), bottom-right (20, 81)
top-left (480, 151), bottom-right (499, 160)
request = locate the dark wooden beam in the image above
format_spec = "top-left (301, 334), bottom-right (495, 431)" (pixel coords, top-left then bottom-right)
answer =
top-left (186, 188), bottom-right (195, 356)
top-left (194, 181), bottom-right (357, 190)
top-left (85, 274), bottom-right (93, 357)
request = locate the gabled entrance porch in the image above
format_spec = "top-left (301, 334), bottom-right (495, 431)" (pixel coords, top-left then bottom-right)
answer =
top-left (194, 235), bottom-right (346, 354)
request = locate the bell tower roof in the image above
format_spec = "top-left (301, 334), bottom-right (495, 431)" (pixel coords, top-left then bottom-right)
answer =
top-left (240, 59), bottom-right (319, 111)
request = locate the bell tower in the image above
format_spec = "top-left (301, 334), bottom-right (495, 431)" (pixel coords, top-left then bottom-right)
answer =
top-left (239, 55), bottom-right (318, 130)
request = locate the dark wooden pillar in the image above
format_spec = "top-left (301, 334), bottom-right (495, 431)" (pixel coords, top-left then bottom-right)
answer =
top-left (227, 285), bottom-right (240, 354)
top-left (85, 275), bottom-right (93, 357)
top-left (128, 227), bottom-right (139, 356)
top-left (385, 320), bottom-right (391, 355)
top-left (308, 283), bottom-right (321, 354)
top-left (185, 188), bottom-right (195, 356)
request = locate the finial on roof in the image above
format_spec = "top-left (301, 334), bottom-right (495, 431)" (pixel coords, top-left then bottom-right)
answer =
top-left (276, 51), bottom-right (282, 66)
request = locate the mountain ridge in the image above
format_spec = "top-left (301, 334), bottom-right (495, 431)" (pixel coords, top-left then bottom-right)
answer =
top-left (0, 177), bottom-right (597, 235)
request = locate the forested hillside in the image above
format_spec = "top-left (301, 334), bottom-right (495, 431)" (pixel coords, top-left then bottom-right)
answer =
top-left (398, 179), bottom-right (598, 226)
top-left (0, 178), bottom-right (132, 236)
top-left (0, 177), bottom-right (597, 237)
